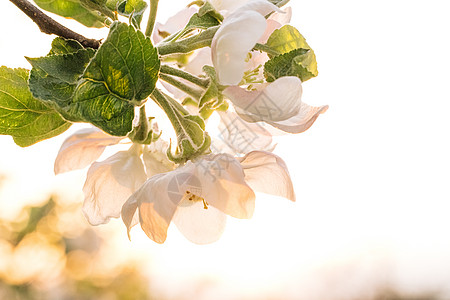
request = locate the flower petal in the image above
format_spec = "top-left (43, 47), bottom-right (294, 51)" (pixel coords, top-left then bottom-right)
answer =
top-left (124, 153), bottom-right (256, 243)
top-left (192, 154), bottom-right (256, 219)
top-left (184, 48), bottom-right (213, 76)
top-left (212, 10), bottom-right (267, 85)
top-left (224, 76), bottom-right (303, 122)
top-left (258, 19), bottom-right (282, 44)
top-left (137, 174), bottom-right (180, 244)
top-left (266, 103), bottom-right (329, 133)
top-left (82, 145), bottom-right (147, 226)
top-left (173, 198), bottom-right (227, 245)
top-left (128, 165), bottom-right (199, 243)
top-left (258, 6), bottom-right (293, 44)
top-left (269, 6), bottom-right (292, 25)
top-left (143, 139), bottom-right (176, 177)
top-left (121, 193), bottom-right (139, 239)
top-left (54, 128), bottom-right (124, 175)
top-left (210, 0), bottom-right (248, 12)
top-left (218, 110), bottom-right (274, 154)
top-left (238, 151), bottom-right (295, 201)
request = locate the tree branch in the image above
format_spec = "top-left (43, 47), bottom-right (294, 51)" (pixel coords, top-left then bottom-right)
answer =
top-left (9, 0), bottom-right (101, 49)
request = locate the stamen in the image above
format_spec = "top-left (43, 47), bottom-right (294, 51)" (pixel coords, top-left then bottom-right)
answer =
top-left (184, 190), bottom-right (208, 209)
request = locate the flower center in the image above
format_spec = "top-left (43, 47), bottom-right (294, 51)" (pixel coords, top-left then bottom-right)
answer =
top-left (185, 191), bottom-right (209, 209)
top-left (239, 63), bottom-right (264, 89)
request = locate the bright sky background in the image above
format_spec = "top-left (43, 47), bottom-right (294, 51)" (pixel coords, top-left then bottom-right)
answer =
top-left (1, 0), bottom-right (450, 299)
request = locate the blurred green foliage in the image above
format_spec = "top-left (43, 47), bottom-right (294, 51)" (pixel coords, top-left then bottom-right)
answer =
top-left (0, 190), bottom-right (154, 300)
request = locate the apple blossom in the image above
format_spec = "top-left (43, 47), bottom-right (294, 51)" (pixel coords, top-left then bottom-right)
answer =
top-left (121, 150), bottom-right (294, 244)
top-left (211, 0), bottom-right (281, 85)
top-left (223, 76), bottom-right (329, 134)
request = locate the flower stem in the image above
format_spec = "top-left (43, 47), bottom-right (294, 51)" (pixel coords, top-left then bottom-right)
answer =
top-left (129, 106), bottom-right (151, 143)
top-left (160, 65), bottom-right (210, 88)
top-left (145, 0), bottom-right (159, 38)
top-left (157, 26), bottom-right (219, 55)
top-left (159, 73), bottom-right (204, 99)
top-left (151, 89), bottom-right (176, 118)
top-left (163, 92), bottom-right (190, 116)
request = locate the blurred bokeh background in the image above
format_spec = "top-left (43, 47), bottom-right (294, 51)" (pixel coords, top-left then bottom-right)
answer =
top-left (1, 0), bottom-right (450, 299)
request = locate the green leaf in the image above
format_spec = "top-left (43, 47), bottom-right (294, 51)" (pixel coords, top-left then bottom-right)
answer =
top-left (266, 25), bottom-right (312, 55)
top-left (106, 0), bottom-right (148, 28)
top-left (118, 0), bottom-right (148, 29)
top-left (185, 12), bottom-right (220, 32)
top-left (169, 7), bottom-right (221, 43)
top-left (27, 46), bottom-right (96, 119)
top-left (79, 22), bottom-right (160, 107)
top-left (0, 67), bottom-right (71, 147)
top-left (264, 48), bottom-right (318, 82)
top-left (33, 0), bottom-right (108, 28)
top-left (264, 25), bottom-right (318, 82)
top-left (28, 24), bottom-right (160, 136)
top-left (48, 37), bottom-right (85, 55)
top-left (198, 2), bottom-right (223, 22)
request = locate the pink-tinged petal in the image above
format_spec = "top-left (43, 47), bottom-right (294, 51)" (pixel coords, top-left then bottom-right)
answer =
top-left (184, 48), bottom-right (213, 76)
top-left (82, 145), bottom-right (147, 226)
top-left (218, 110), bottom-right (274, 154)
top-left (258, 7), bottom-right (293, 44)
top-left (238, 151), bottom-right (295, 201)
top-left (258, 19), bottom-right (282, 44)
top-left (121, 194), bottom-right (139, 239)
top-left (143, 139), bottom-right (176, 177)
top-left (131, 164), bottom-right (199, 243)
top-left (224, 77), bottom-right (303, 122)
top-left (173, 198), bottom-right (227, 244)
top-left (269, 6), bottom-right (292, 25)
top-left (212, 10), bottom-right (268, 85)
top-left (152, 7), bottom-right (197, 44)
top-left (192, 154), bottom-right (256, 219)
top-left (54, 128), bottom-right (124, 175)
top-left (266, 103), bottom-right (329, 133)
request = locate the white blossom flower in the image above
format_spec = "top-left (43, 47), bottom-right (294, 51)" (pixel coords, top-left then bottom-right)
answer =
top-left (211, 0), bottom-right (281, 85)
top-left (54, 127), bottom-right (177, 225)
top-left (121, 150), bottom-right (294, 244)
top-left (81, 139), bottom-right (176, 225)
top-left (223, 76), bottom-right (328, 134)
top-left (54, 128), bottom-right (125, 175)
top-left (82, 144), bottom-right (147, 225)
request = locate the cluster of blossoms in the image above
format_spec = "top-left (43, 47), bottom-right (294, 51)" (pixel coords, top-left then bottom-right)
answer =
top-left (2, 0), bottom-right (327, 244)
top-left (54, 0), bottom-right (327, 244)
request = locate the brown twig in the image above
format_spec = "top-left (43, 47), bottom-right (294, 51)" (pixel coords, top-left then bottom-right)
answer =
top-left (9, 0), bottom-right (101, 49)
